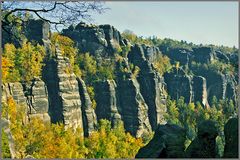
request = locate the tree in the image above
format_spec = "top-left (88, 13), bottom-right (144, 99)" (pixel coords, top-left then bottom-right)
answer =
top-left (153, 53), bottom-right (172, 76)
top-left (122, 30), bottom-right (137, 44)
top-left (2, 1), bottom-right (107, 34)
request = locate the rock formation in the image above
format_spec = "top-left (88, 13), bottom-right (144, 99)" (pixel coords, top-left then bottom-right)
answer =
top-left (186, 120), bottom-right (218, 158)
top-left (43, 45), bottom-right (83, 130)
top-left (77, 77), bottom-right (97, 136)
top-left (2, 20), bottom-right (238, 145)
top-left (94, 80), bottom-right (122, 127)
top-left (128, 44), bottom-right (167, 130)
top-left (23, 78), bottom-right (50, 122)
top-left (136, 123), bottom-right (186, 158)
top-left (116, 77), bottom-right (152, 137)
top-left (223, 117), bottom-right (238, 158)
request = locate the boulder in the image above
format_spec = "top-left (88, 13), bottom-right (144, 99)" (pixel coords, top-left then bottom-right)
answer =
top-left (223, 117), bottom-right (238, 158)
top-left (186, 120), bottom-right (218, 158)
top-left (136, 124), bottom-right (186, 158)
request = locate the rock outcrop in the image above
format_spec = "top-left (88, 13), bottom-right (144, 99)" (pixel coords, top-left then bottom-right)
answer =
top-left (7, 82), bottom-right (27, 106)
top-left (62, 22), bottom-right (125, 58)
top-left (128, 44), bottom-right (167, 130)
top-left (43, 45), bottom-right (83, 129)
top-left (25, 19), bottom-right (50, 45)
top-left (2, 20), bottom-right (237, 146)
top-left (136, 124), bottom-right (186, 158)
top-left (23, 78), bottom-right (50, 122)
top-left (186, 120), bottom-right (218, 158)
top-left (77, 77), bottom-right (97, 136)
top-left (164, 69), bottom-right (193, 103)
top-left (116, 77), bottom-right (152, 137)
top-left (191, 47), bottom-right (215, 64)
top-left (223, 117), bottom-right (238, 158)
top-left (94, 80), bottom-right (122, 127)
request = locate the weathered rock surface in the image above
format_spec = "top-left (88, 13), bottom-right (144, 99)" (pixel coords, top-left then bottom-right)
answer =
top-left (62, 22), bottom-right (125, 58)
top-left (23, 78), bottom-right (50, 122)
top-left (164, 69), bottom-right (193, 103)
top-left (128, 44), bottom-right (167, 130)
top-left (136, 124), bottom-right (186, 158)
top-left (25, 19), bottom-right (50, 45)
top-left (192, 76), bottom-right (209, 107)
top-left (43, 45), bottom-right (83, 129)
top-left (7, 82), bottom-right (27, 106)
top-left (191, 47), bottom-right (216, 64)
top-left (77, 77), bottom-right (97, 136)
top-left (116, 77), bottom-right (152, 137)
top-left (186, 120), bottom-right (218, 158)
top-left (192, 67), bottom-right (237, 105)
top-left (223, 117), bottom-right (238, 158)
top-left (94, 80), bottom-right (122, 127)
top-left (165, 48), bottom-right (192, 66)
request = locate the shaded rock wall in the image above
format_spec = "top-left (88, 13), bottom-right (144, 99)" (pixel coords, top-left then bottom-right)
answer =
top-left (164, 69), bottom-right (193, 103)
top-left (94, 80), bottom-right (121, 127)
top-left (77, 77), bottom-right (97, 136)
top-left (136, 124), bottom-right (186, 158)
top-left (128, 44), bottom-right (167, 130)
top-left (116, 78), bottom-right (152, 137)
top-left (186, 120), bottom-right (218, 158)
top-left (223, 118), bottom-right (238, 158)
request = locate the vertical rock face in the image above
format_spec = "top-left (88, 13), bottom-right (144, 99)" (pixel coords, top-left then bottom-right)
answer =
top-left (62, 23), bottom-right (124, 57)
top-left (43, 46), bottom-right (83, 130)
top-left (25, 19), bottom-right (50, 45)
top-left (191, 47), bottom-right (215, 64)
top-left (7, 82), bottom-right (27, 106)
top-left (128, 44), bottom-right (167, 130)
top-left (192, 68), bottom-right (236, 105)
top-left (136, 124), bottom-right (186, 158)
top-left (164, 69), bottom-right (193, 103)
top-left (77, 77), bottom-right (97, 136)
top-left (165, 48), bottom-right (192, 66)
top-left (192, 76), bottom-right (209, 107)
top-left (94, 80), bottom-right (121, 127)
top-left (24, 78), bottom-right (50, 122)
top-left (2, 80), bottom-right (51, 123)
top-left (223, 118), bottom-right (238, 158)
top-left (116, 78), bottom-right (152, 137)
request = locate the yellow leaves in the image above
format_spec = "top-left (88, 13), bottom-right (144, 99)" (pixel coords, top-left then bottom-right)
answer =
top-left (175, 61), bottom-right (180, 71)
top-left (6, 98), bottom-right (143, 158)
top-left (153, 54), bottom-right (172, 76)
top-left (3, 42), bottom-right (45, 83)
top-left (17, 41), bottom-right (45, 82)
top-left (51, 33), bottom-right (77, 67)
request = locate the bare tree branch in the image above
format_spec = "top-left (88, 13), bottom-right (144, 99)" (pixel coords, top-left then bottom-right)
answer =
top-left (1, 1), bottom-right (108, 40)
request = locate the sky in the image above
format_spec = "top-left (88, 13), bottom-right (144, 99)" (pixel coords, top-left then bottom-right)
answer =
top-left (90, 1), bottom-right (238, 47)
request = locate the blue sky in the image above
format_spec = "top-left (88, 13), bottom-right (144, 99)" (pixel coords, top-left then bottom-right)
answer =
top-left (90, 1), bottom-right (238, 47)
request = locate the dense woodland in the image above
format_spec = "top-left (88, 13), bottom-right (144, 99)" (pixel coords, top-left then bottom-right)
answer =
top-left (1, 12), bottom-right (238, 158)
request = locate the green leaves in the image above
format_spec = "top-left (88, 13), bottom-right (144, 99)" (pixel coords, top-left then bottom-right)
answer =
top-left (3, 42), bottom-right (45, 83)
